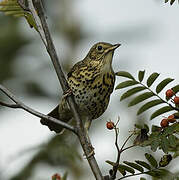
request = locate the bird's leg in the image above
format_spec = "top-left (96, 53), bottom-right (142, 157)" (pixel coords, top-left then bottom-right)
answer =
top-left (84, 118), bottom-right (95, 158)
top-left (84, 118), bottom-right (92, 142)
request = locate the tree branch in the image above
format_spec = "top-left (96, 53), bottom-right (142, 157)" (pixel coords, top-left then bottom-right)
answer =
top-left (26, 0), bottom-right (104, 179)
top-left (0, 85), bottom-right (76, 133)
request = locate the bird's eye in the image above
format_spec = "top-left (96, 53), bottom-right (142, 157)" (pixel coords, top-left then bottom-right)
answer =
top-left (97, 45), bottom-right (103, 51)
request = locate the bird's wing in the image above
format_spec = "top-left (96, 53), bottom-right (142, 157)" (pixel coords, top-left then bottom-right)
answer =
top-left (67, 60), bottom-right (86, 78)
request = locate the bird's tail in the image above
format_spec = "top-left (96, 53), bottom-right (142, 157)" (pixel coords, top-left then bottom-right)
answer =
top-left (40, 105), bottom-right (72, 133)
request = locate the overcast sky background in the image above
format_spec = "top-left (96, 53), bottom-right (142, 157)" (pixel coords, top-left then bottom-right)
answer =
top-left (0, 0), bottom-right (179, 179)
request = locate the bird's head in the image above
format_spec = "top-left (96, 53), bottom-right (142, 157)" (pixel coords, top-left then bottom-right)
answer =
top-left (85, 42), bottom-right (121, 70)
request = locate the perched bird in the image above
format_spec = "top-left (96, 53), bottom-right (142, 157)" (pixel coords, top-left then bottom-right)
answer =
top-left (41, 42), bottom-right (120, 133)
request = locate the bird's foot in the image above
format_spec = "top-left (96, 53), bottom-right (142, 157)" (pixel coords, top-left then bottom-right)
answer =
top-left (84, 145), bottom-right (95, 159)
top-left (62, 88), bottom-right (73, 99)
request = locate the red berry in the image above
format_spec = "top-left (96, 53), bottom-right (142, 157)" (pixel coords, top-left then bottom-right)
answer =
top-left (106, 121), bottom-right (115, 130)
top-left (167, 115), bottom-right (176, 123)
top-left (174, 96), bottom-right (179, 105)
top-left (52, 174), bottom-right (61, 180)
top-left (165, 89), bottom-right (174, 98)
top-left (160, 119), bottom-right (169, 128)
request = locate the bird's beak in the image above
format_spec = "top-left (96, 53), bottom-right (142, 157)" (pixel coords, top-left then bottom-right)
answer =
top-left (106, 43), bottom-right (121, 53)
top-left (112, 43), bottom-right (121, 50)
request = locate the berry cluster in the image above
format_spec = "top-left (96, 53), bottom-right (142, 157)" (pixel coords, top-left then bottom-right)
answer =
top-left (159, 88), bottom-right (179, 128)
top-left (165, 89), bottom-right (179, 105)
top-left (160, 114), bottom-right (176, 128)
top-left (52, 173), bottom-right (61, 180)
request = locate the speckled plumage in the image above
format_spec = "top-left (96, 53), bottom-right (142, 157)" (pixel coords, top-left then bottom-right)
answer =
top-left (41, 42), bottom-right (120, 133)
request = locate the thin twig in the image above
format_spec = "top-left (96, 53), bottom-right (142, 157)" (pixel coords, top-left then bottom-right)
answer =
top-left (28, 1), bottom-right (104, 179)
top-left (120, 145), bottom-right (136, 153)
top-left (110, 118), bottom-right (121, 179)
top-left (108, 128), bottom-right (135, 180)
top-left (0, 85), bottom-right (76, 133)
top-left (0, 101), bottom-right (20, 108)
top-left (121, 133), bottom-right (134, 151)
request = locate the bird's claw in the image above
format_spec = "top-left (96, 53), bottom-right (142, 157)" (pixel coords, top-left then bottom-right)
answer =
top-left (62, 89), bottom-right (73, 99)
top-left (83, 145), bottom-right (95, 159)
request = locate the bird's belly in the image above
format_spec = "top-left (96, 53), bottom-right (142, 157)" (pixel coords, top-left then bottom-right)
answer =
top-left (73, 81), bottom-right (114, 119)
top-left (68, 71), bottom-right (115, 119)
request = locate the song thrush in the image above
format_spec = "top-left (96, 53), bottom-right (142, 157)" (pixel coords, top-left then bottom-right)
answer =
top-left (41, 42), bottom-right (120, 133)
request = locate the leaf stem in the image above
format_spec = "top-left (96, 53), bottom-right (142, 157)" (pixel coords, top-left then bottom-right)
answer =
top-left (138, 81), bottom-right (179, 111)
top-left (118, 167), bottom-right (160, 180)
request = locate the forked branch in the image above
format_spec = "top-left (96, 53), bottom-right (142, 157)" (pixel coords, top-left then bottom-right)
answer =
top-left (0, 84), bottom-right (76, 133)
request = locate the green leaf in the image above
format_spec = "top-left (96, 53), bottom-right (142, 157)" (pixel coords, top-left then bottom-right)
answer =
top-left (150, 106), bottom-right (173, 120)
top-left (151, 125), bottom-right (161, 132)
top-left (120, 86), bottom-right (146, 101)
top-left (145, 170), bottom-right (161, 177)
top-left (115, 71), bottom-right (135, 80)
top-left (118, 164), bottom-right (135, 174)
top-left (115, 80), bottom-right (138, 90)
top-left (162, 123), bottom-right (179, 135)
top-left (106, 160), bottom-right (115, 166)
top-left (156, 78), bottom-right (174, 94)
top-left (168, 135), bottom-right (178, 148)
top-left (25, 13), bottom-right (38, 30)
top-left (106, 160), bottom-right (127, 175)
top-left (151, 140), bottom-right (160, 152)
top-left (170, 0), bottom-right (175, 5)
top-left (62, 172), bottom-right (68, 180)
top-left (161, 136), bottom-right (170, 153)
top-left (137, 99), bottom-right (164, 115)
top-left (145, 153), bottom-right (158, 168)
top-left (135, 160), bottom-right (151, 170)
top-left (0, 0), bottom-right (17, 6)
top-left (138, 70), bottom-right (145, 82)
top-left (128, 92), bottom-right (154, 107)
top-left (123, 161), bottom-right (144, 172)
top-left (140, 178), bottom-right (146, 180)
top-left (147, 72), bottom-right (160, 87)
top-left (159, 155), bottom-right (172, 167)
top-left (0, 0), bottom-right (37, 30)
top-left (118, 167), bottom-right (126, 176)
top-left (172, 84), bottom-right (179, 94)
top-left (174, 112), bottom-right (179, 119)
